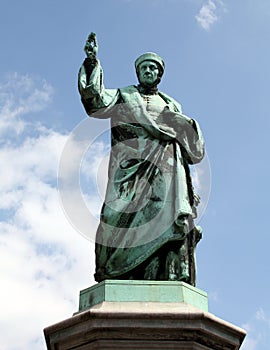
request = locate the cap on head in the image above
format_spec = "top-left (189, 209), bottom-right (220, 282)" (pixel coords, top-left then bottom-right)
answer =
top-left (135, 52), bottom-right (165, 75)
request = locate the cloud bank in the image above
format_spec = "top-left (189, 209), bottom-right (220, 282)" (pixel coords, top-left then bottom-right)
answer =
top-left (0, 74), bottom-right (94, 350)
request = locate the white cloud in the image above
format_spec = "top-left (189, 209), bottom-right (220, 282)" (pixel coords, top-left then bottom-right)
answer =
top-left (255, 307), bottom-right (270, 327)
top-left (195, 0), bottom-right (226, 31)
top-left (0, 73), bottom-right (95, 350)
top-left (0, 73), bottom-right (53, 136)
top-left (256, 307), bottom-right (266, 322)
top-left (240, 307), bottom-right (270, 350)
top-left (241, 336), bottom-right (260, 350)
top-left (80, 140), bottom-right (110, 206)
top-left (208, 290), bottom-right (219, 303)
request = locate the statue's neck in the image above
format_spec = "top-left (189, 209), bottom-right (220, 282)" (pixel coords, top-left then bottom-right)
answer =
top-left (137, 84), bottom-right (159, 95)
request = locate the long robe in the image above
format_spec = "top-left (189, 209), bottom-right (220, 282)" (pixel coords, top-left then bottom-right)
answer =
top-left (78, 60), bottom-right (205, 282)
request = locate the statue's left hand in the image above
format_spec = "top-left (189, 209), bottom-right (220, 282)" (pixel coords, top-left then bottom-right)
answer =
top-left (159, 124), bottom-right (177, 138)
top-left (162, 107), bottom-right (193, 129)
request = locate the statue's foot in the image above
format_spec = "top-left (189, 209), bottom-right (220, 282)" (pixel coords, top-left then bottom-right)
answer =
top-left (178, 273), bottom-right (190, 283)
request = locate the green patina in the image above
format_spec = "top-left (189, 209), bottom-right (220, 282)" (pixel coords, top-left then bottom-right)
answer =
top-left (78, 280), bottom-right (208, 312)
top-left (78, 33), bottom-right (205, 286)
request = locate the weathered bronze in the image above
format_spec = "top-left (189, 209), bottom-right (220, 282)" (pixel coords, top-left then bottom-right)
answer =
top-left (78, 33), bottom-right (205, 286)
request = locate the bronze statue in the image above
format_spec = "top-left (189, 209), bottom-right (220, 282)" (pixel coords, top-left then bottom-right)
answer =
top-left (78, 33), bottom-right (205, 286)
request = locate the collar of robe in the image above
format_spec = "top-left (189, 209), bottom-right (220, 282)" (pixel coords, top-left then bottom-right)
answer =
top-left (137, 84), bottom-right (159, 95)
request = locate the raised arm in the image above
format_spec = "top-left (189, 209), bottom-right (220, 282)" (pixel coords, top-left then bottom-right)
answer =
top-left (78, 32), bottom-right (118, 117)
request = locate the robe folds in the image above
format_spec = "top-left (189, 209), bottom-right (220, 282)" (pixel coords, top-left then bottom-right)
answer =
top-left (78, 61), bottom-right (205, 282)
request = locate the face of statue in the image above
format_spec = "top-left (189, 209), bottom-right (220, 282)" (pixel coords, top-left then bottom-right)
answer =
top-left (138, 60), bottom-right (159, 87)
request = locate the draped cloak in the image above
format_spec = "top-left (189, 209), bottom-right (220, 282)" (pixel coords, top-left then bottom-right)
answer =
top-left (78, 61), bottom-right (205, 282)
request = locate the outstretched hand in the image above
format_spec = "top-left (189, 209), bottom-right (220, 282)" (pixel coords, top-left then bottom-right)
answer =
top-left (84, 32), bottom-right (98, 59)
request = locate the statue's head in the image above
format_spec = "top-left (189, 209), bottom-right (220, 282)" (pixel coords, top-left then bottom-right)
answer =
top-left (135, 52), bottom-right (165, 87)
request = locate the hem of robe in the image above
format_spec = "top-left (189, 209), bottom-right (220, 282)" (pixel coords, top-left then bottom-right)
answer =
top-left (94, 226), bottom-right (192, 282)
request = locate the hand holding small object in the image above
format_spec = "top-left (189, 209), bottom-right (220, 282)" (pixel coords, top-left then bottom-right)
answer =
top-left (84, 32), bottom-right (98, 59)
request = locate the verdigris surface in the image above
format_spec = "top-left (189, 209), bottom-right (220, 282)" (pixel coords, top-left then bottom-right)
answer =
top-left (78, 33), bottom-right (205, 286)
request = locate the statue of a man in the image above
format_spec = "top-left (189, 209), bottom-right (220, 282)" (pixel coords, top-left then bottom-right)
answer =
top-left (78, 33), bottom-right (205, 286)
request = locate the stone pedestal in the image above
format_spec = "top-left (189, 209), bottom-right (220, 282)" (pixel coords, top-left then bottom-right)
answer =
top-left (44, 281), bottom-right (246, 350)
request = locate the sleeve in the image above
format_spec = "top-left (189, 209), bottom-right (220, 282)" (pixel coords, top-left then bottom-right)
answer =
top-left (78, 59), bottom-right (119, 118)
top-left (161, 105), bottom-right (205, 164)
top-left (178, 117), bottom-right (205, 164)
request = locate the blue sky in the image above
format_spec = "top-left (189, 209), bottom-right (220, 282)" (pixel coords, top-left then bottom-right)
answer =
top-left (1, 1), bottom-right (270, 349)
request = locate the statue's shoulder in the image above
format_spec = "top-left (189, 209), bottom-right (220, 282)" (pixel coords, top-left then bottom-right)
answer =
top-left (159, 91), bottom-right (182, 113)
top-left (118, 85), bottom-right (140, 103)
top-left (119, 85), bottom-right (138, 95)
